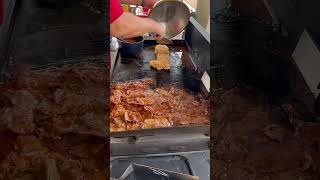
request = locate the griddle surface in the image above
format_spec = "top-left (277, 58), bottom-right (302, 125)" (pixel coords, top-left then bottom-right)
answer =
top-left (112, 41), bottom-right (203, 94)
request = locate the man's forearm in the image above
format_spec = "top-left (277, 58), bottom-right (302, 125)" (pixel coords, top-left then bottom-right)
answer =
top-left (110, 12), bottom-right (158, 39)
top-left (118, 0), bottom-right (142, 6)
top-left (118, 0), bottom-right (158, 8)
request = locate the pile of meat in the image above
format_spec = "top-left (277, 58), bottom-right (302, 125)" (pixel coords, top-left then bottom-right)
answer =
top-left (0, 62), bottom-right (108, 179)
top-left (212, 87), bottom-right (320, 180)
top-left (110, 79), bottom-right (209, 132)
top-left (149, 45), bottom-right (171, 71)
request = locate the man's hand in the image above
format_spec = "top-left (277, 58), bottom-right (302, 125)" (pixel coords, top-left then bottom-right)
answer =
top-left (145, 18), bottom-right (165, 40)
top-left (111, 12), bottom-right (165, 40)
top-left (151, 22), bottom-right (165, 40)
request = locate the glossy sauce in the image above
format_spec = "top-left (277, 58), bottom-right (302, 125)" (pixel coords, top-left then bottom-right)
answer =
top-left (125, 37), bottom-right (139, 43)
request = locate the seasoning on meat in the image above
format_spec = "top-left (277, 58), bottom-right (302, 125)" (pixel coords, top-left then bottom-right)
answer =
top-left (110, 79), bottom-right (209, 132)
top-left (149, 59), bottom-right (171, 70)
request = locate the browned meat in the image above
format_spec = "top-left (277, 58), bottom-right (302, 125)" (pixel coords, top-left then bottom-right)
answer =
top-left (149, 59), bottom-right (171, 70)
top-left (212, 87), bottom-right (320, 180)
top-left (0, 62), bottom-right (108, 179)
top-left (110, 79), bottom-right (209, 132)
top-left (155, 44), bottom-right (169, 54)
top-left (150, 45), bottom-right (171, 71)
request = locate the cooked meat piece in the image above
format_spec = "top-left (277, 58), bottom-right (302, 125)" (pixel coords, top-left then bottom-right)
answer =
top-left (9, 106), bottom-right (35, 134)
top-left (142, 79), bottom-right (154, 84)
top-left (14, 71), bottom-right (58, 90)
top-left (149, 59), bottom-right (171, 70)
top-left (17, 135), bottom-right (47, 155)
top-left (142, 118), bottom-right (171, 129)
top-left (150, 44), bottom-right (171, 70)
top-left (110, 90), bottom-right (123, 104)
top-left (156, 53), bottom-right (170, 61)
top-left (76, 112), bottom-right (107, 136)
top-left (126, 123), bottom-right (142, 131)
top-left (68, 144), bottom-right (90, 158)
top-left (1, 90), bottom-right (38, 134)
top-left (155, 44), bottom-right (169, 54)
top-left (0, 152), bottom-right (33, 179)
top-left (110, 123), bottom-right (126, 132)
top-left (58, 159), bottom-right (83, 180)
top-left (51, 114), bottom-right (76, 134)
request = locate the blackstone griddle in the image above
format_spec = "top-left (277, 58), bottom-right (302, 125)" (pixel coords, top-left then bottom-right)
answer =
top-left (110, 17), bottom-right (210, 180)
top-left (111, 17), bottom-right (210, 138)
top-left (111, 18), bottom-right (210, 139)
top-left (111, 39), bottom-right (209, 138)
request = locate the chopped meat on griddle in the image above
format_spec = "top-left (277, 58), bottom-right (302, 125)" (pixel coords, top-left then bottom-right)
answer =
top-left (149, 59), bottom-right (171, 70)
top-left (0, 62), bottom-right (108, 179)
top-left (110, 79), bottom-right (209, 132)
top-left (155, 44), bottom-right (169, 54)
top-left (150, 44), bottom-right (171, 71)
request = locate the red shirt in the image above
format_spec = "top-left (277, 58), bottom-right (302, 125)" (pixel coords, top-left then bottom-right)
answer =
top-left (110, 0), bottom-right (124, 24)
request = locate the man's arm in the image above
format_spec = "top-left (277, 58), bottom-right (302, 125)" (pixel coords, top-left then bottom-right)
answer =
top-left (118, 0), bottom-right (159, 8)
top-left (110, 12), bottom-right (165, 39)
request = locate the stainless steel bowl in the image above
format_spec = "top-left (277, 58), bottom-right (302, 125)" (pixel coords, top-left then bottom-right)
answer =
top-left (149, 0), bottom-right (191, 39)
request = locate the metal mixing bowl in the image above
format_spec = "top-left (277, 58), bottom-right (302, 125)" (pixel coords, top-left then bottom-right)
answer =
top-left (149, 0), bottom-right (191, 39)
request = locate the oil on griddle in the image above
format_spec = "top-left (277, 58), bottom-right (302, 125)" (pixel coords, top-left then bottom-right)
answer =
top-left (0, 61), bottom-right (108, 179)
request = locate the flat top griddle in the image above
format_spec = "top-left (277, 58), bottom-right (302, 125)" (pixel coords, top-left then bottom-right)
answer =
top-left (112, 40), bottom-right (205, 95)
top-left (111, 40), bottom-right (209, 137)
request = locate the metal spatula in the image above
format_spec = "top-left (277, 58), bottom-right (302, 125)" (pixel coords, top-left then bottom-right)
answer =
top-left (150, 33), bottom-right (173, 45)
top-left (156, 37), bottom-right (173, 45)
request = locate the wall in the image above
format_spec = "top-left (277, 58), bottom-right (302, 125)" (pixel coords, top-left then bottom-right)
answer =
top-left (184, 0), bottom-right (197, 9)
top-left (195, 0), bottom-right (210, 30)
top-left (185, 0), bottom-right (210, 32)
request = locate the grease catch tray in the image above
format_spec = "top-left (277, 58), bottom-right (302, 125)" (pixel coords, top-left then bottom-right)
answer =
top-left (113, 164), bottom-right (198, 180)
